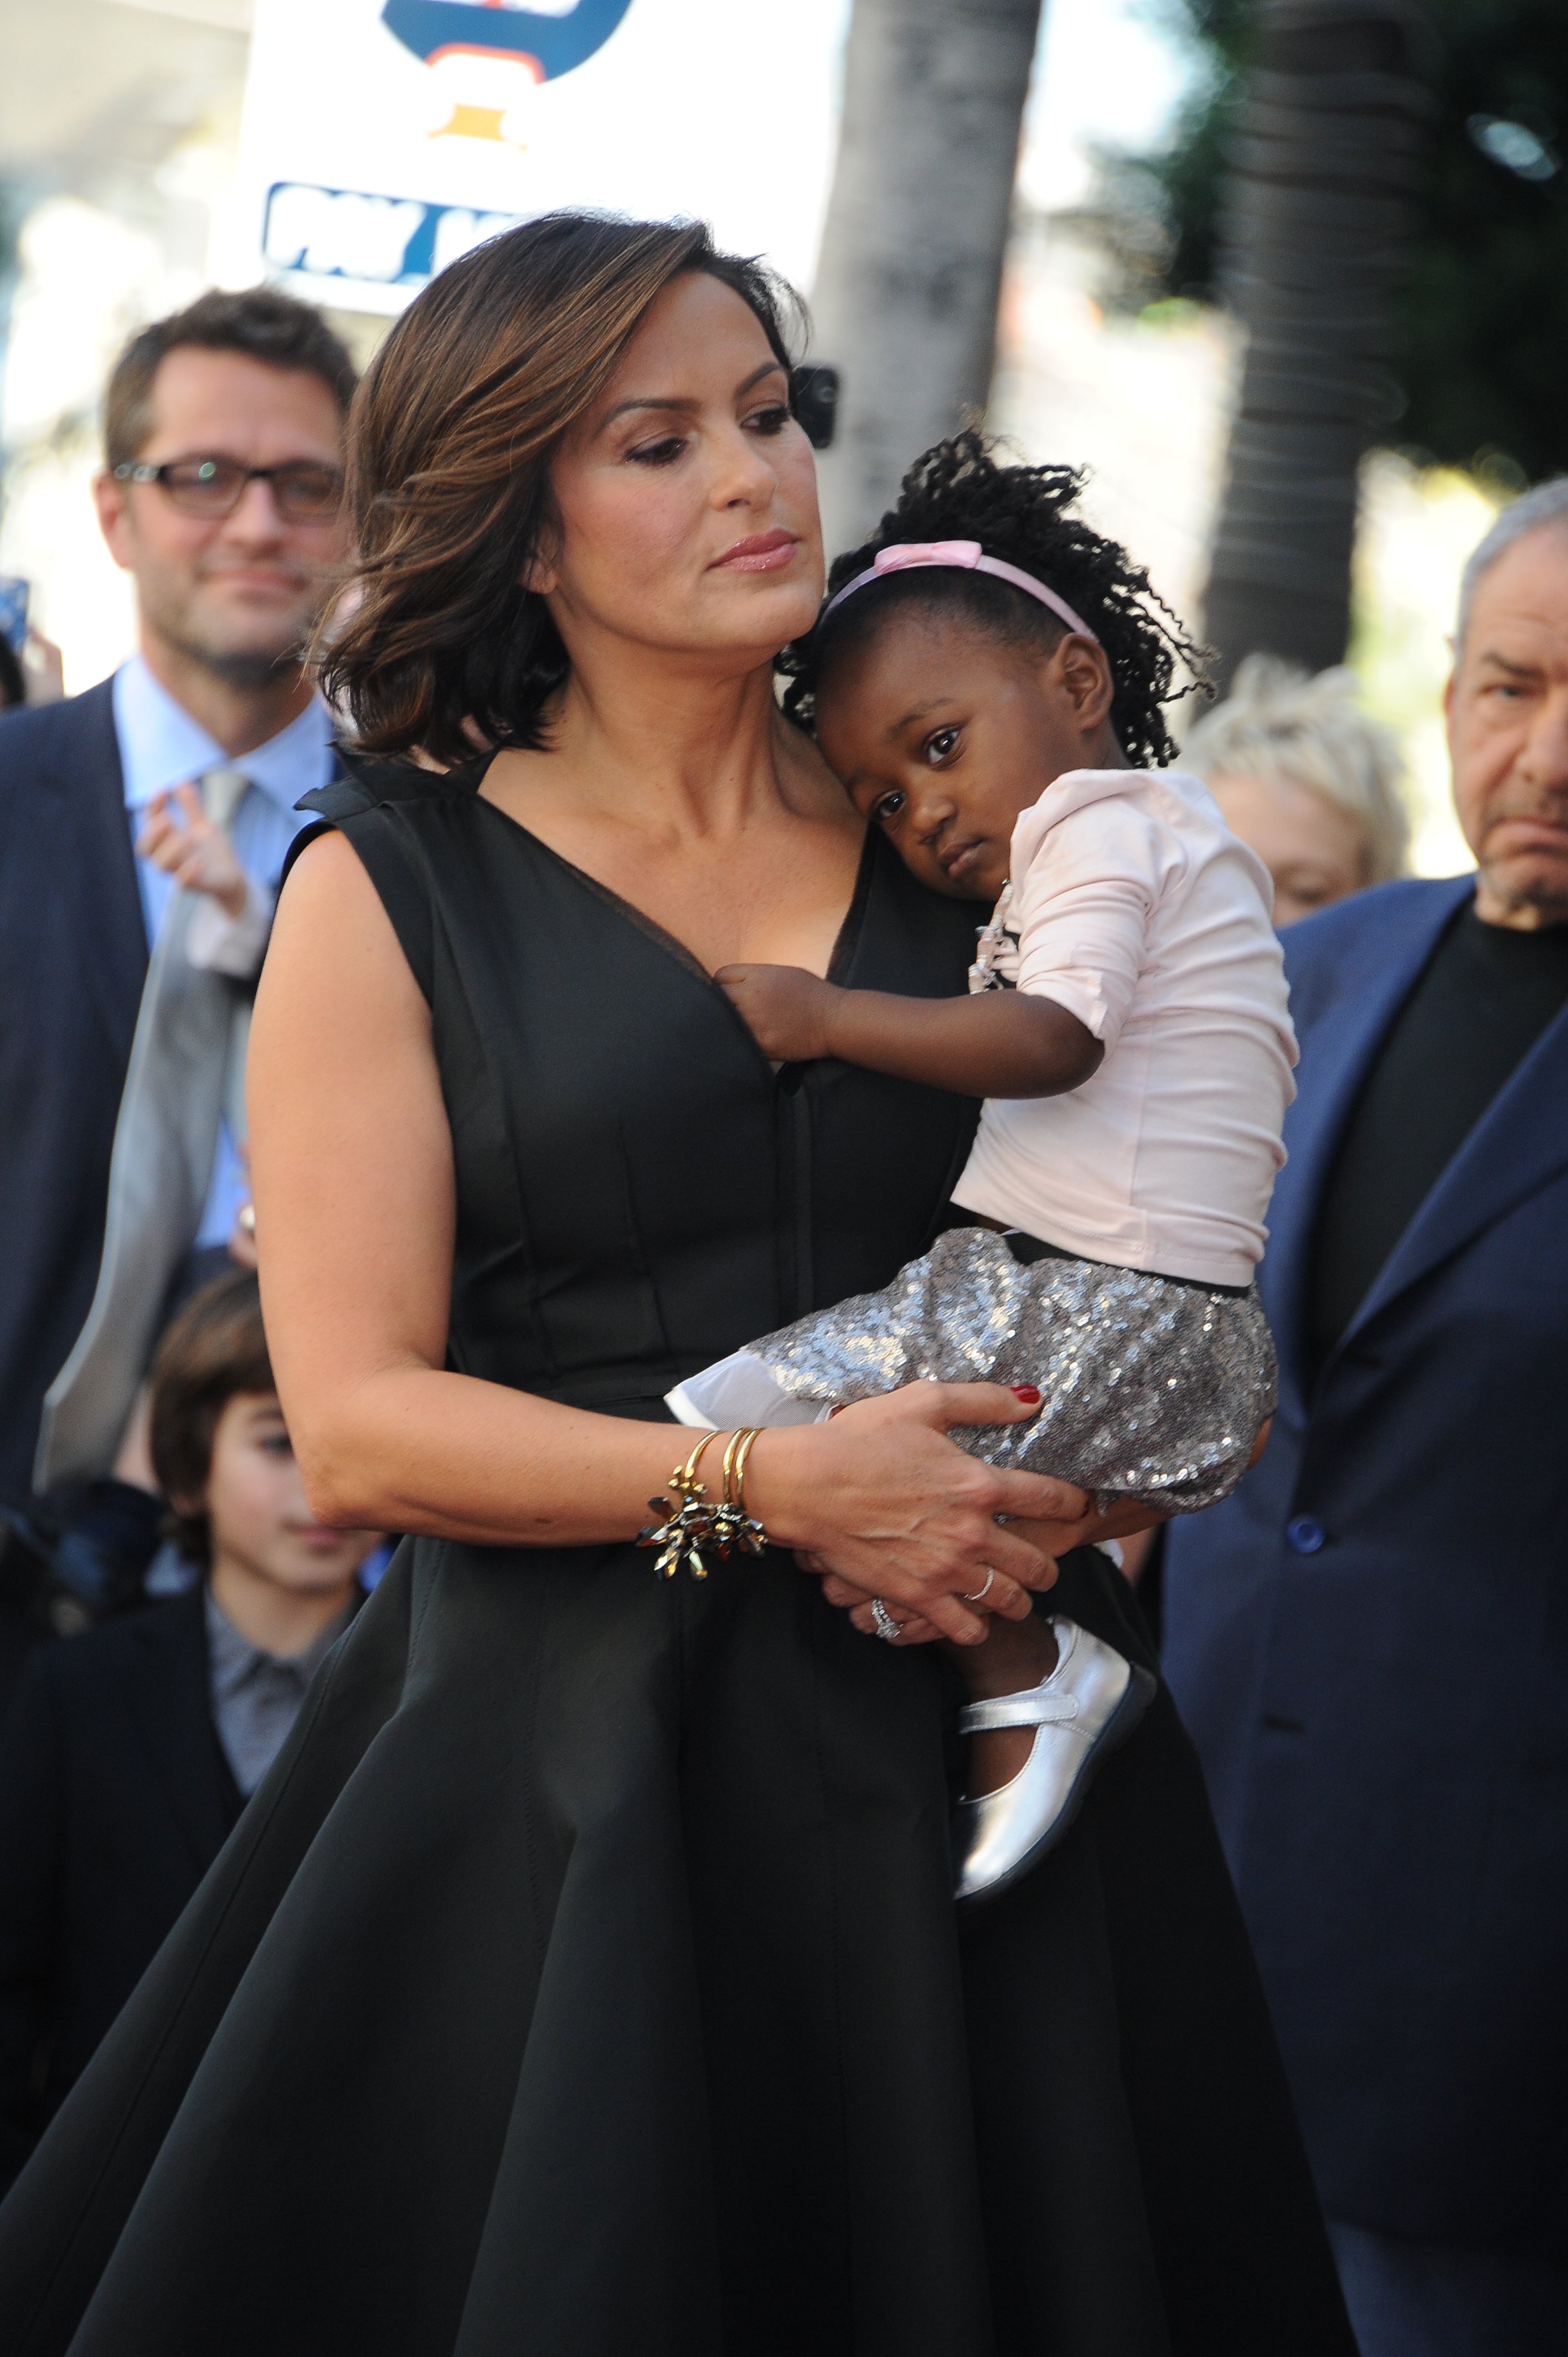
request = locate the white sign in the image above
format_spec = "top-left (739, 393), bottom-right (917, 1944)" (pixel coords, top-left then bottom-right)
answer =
top-left (222, 0), bottom-right (849, 316)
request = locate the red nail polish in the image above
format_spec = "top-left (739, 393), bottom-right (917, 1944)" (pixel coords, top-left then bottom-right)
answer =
top-left (1012, 1385), bottom-right (1041, 1404)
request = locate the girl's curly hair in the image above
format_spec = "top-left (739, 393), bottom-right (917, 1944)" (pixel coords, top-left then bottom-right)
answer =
top-left (778, 430), bottom-right (1209, 768)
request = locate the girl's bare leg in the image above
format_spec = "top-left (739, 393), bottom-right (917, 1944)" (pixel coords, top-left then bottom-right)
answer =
top-left (942, 1612), bottom-right (1060, 1794)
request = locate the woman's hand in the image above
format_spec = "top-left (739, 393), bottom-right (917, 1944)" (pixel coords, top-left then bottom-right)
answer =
top-left (747, 1383), bottom-right (1091, 1646)
top-left (814, 1492), bottom-right (1170, 1644)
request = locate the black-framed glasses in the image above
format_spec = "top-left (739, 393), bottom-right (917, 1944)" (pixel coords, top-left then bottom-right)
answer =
top-left (112, 457), bottom-right (344, 522)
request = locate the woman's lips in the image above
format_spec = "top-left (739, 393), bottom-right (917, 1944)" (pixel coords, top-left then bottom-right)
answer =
top-left (712, 529), bottom-right (800, 574)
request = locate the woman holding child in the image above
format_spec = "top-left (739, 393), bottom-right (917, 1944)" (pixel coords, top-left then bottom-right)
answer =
top-left (0, 216), bottom-right (1354, 2355)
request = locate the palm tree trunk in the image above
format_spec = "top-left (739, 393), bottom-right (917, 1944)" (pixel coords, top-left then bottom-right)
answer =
top-left (810, 0), bottom-right (1044, 555)
top-left (1203, 0), bottom-right (1435, 685)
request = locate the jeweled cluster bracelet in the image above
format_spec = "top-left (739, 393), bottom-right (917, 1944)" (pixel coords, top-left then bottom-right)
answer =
top-left (638, 1428), bottom-right (768, 1579)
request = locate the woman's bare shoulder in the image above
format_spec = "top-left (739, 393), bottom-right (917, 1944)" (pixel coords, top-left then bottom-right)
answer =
top-left (283, 824), bottom-right (368, 892)
top-left (269, 825), bottom-right (426, 1019)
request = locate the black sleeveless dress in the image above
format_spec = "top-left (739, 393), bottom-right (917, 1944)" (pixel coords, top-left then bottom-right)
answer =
top-left (0, 758), bottom-right (1353, 2357)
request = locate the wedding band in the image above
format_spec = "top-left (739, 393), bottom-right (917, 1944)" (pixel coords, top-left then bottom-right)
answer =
top-left (870, 1597), bottom-right (901, 1644)
top-left (963, 1567), bottom-right (997, 1604)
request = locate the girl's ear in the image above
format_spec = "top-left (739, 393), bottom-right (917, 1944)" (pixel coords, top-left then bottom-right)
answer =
top-left (1049, 632), bottom-right (1117, 732)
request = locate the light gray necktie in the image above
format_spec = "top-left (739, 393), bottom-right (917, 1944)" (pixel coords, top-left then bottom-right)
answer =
top-left (35, 768), bottom-right (255, 1491)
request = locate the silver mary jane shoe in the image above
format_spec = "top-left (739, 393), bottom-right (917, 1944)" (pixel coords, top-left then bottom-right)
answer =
top-left (955, 1618), bottom-right (1156, 1903)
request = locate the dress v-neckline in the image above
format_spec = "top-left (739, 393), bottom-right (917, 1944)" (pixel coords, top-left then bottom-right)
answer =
top-left (471, 773), bottom-right (876, 996)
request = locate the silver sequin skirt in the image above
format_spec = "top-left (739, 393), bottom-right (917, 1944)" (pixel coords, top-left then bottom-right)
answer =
top-left (749, 1227), bottom-right (1276, 1512)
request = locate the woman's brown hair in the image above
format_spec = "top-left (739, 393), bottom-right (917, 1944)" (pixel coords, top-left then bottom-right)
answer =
top-left (149, 1269), bottom-right (274, 1566)
top-left (321, 212), bottom-right (803, 765)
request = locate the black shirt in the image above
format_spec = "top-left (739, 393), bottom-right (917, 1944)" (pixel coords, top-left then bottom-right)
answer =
top-left (1309, 900), bottom-right (1568, 1368)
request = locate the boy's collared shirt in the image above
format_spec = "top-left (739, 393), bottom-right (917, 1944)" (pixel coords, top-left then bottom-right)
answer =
top-left (204, 1587), bottom-right (353, 1797)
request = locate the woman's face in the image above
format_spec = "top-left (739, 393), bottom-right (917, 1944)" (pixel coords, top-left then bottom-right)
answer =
top-left (1208, 769), bottom-right (1370, 928)
top-left (534, 272), bottom-right (823, 670)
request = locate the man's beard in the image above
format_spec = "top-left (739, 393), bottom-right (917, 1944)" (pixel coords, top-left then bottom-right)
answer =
top-left (1484, 864), bottom-right (1568, 927)
top-left (145, 565), bottom-right (326, 696)
top-left (1481, 809), bottom-right (1568, 927)
top-left (174, 634), bottom-right (308, 693)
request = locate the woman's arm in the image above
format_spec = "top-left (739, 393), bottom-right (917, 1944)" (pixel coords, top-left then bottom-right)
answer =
top-left (715, 963), bottom-right (1101, 1097)
top-left (248, 834), bottom-right (1095, 1644)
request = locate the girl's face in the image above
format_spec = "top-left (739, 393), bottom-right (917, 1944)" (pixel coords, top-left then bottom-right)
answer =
top-left (534, 272), bottom-right (824, 672)
top-left (814, 613), bottom-right (1122, 902)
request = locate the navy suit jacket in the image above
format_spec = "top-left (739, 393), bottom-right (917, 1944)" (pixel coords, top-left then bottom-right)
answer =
top-left (0, 685), bottom-right (146, 1501)
top-left (1164, 874), bottom-right (1568, 2256)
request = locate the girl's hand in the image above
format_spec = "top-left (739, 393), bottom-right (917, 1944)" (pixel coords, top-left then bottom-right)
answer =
top-left (747, 1382), bottom-right (1091, 1646)
top-left (136, 784), bottom-right (249, 917)
top-left (714, 962), bottom-right (841, 1062)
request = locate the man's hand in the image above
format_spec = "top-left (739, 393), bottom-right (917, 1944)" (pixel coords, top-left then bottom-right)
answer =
top-left (715, 963), bottom-right (842, 1063)
top-left (136, 783), bottom-right (249, 918)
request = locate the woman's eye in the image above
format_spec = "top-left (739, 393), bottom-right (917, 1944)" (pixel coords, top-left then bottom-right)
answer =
top-left (260, 1433), bottom-right (293, 1458)
top-left (871, 789), bottom-right (906, 825)
top-left (626, 436), bottom-right (687, 468)
top-left (746, 404), bottom-right (792, 436)
top-left (923, 726), bottom-right (961, 766)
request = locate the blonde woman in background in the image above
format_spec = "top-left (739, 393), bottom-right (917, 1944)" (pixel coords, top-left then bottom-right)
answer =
top-left (1120, 653), bottom-right (1414, 1592)
top-left (1184, 655), bottom-right (1410, 926)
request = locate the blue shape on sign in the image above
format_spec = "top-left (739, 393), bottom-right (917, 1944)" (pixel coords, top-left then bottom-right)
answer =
top-left (1286, 1515), bottom-right (1327, 1556)
top-left (263, 183), bottom-right (525, 290)
top-left (381, 0), bottom-right (635, 77)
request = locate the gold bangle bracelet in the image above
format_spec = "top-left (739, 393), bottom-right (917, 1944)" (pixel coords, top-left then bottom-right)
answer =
top-left (726, 1426), bottom-right (761, 1514)
top-left (718, 1426), bottom-right (768, 1561)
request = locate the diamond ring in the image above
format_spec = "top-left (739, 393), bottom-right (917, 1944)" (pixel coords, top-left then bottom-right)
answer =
top-left (870, 1597), bottom-right (901, 1644)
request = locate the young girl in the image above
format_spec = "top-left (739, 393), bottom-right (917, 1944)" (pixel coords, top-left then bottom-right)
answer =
top-left (670, 434), bottom-right (1297, 1901)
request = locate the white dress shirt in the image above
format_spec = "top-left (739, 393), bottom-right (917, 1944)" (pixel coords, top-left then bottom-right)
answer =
top-left (112, 656), bottom-right (334, 1246)
top-left (954, 768), bottom-right (1299, 1290)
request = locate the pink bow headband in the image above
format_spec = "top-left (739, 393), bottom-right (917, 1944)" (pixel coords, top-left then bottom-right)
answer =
top-left (818, 539), bottom-right (1098, 642)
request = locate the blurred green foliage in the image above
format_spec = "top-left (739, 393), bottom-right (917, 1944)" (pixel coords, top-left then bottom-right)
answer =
top-left (1127, 0), bottom-right (1568, 481)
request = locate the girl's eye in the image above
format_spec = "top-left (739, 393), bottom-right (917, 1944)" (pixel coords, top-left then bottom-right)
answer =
top-left (259, 1432), bottom-right (294, 1458)
top-left (923, 726), bottom-right (961, 766)
top-left (870, 789), bottom-right (906, 825)
top-left (626, 435), bottom-right (687, 468)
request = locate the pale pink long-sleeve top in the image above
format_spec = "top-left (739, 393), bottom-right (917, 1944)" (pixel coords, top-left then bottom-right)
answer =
top-left (953, 767), bottom-right (1298, 1290)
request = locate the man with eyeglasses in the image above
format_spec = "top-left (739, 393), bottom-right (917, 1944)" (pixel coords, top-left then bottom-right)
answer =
top-left (0, 288), bottom-right (355, 1626)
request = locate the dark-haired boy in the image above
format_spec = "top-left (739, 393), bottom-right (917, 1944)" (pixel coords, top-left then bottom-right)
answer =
top-left (0, 286), bottom-right (356, 1511)
top-left (0, 1271), bottom-right (381, 2195)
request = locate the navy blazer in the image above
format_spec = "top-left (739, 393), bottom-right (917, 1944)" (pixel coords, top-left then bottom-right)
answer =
top-left (0, 685), bottom-right (146, 1500)
top-left (1164, 874), bottom-right (1568, 2255)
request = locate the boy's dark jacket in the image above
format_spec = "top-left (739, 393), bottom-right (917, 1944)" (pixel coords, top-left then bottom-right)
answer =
top-left (0, 1591), bottom-right (241, 2194)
